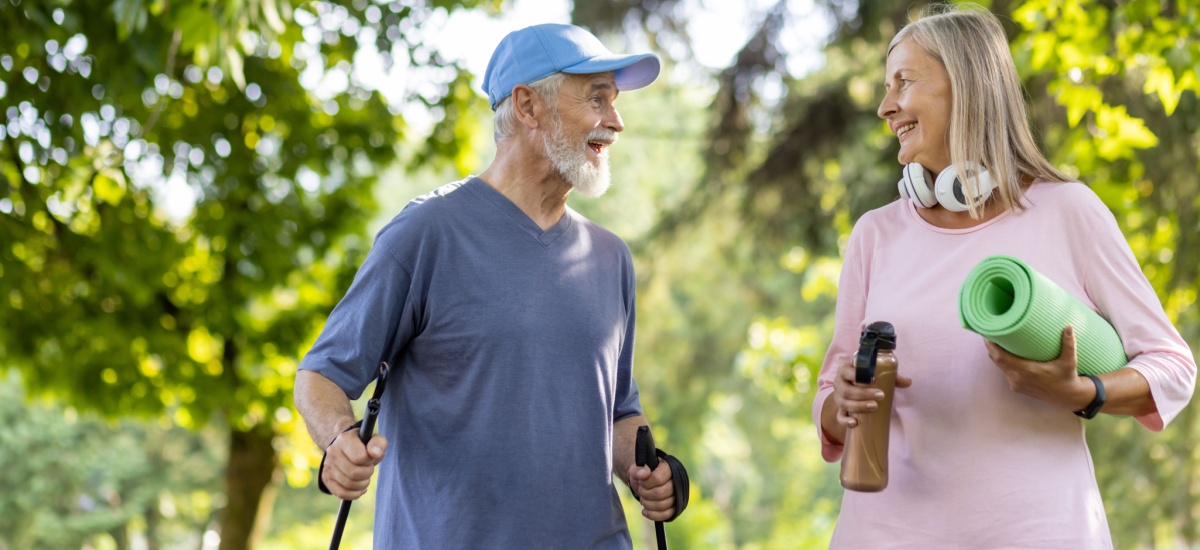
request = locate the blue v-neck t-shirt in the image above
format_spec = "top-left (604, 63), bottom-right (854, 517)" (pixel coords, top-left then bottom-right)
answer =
top-left (300, 177), bottom-right (643, 548)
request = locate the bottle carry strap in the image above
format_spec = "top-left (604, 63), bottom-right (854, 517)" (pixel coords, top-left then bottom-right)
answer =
top-left (856, 332), bottom-right (880, 384)
top-left (856, 322), bottom-right (896, 384)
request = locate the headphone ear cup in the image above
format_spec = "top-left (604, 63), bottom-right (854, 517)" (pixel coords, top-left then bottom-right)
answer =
top-left (934, 167), bottom-right (970, 212)
top-left (935, 165), bottom-right (997, 212)
top-left (898, 163), bottom-right (938, 208)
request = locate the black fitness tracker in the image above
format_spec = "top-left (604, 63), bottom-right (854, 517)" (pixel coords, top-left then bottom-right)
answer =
top-left (1074, 374), bottom-right (1106, 419)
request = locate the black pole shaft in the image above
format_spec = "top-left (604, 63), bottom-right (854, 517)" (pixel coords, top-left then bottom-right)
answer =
top-left (329, 501), bottom-right (353, 549)
top-left (655, 522), bottom-right (668, 549)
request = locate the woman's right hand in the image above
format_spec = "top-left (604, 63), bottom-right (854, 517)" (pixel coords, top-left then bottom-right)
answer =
top-left (831, 362), bottom-right (913, 428)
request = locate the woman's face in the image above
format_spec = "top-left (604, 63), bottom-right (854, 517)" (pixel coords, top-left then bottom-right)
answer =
top-left (877, 39), bottom-right (953, 175)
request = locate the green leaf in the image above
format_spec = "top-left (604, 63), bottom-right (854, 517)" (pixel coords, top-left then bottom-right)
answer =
top-left (1143, 65), bottom-right (1180, 115)
top-left (225, 47), bottom-right (246, 90)
top-left (261, 0), bottom-right (287, 34)
top-left (111, 0), bottom-right (148, 41)
top-left (93, 169), bottom-right (127, 206)
top-left (1095, 105), bottom-right (1158, 160)
top-left (1031, 32), bottom-right (1057, 70)
top-left (1052, 81), bottom-right (1103, 126)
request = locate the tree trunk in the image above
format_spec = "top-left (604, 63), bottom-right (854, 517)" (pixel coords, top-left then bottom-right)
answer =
top-left (145, 495), bottom-right (161, 550)
top-left (217, 427), bottom-right (280, 550)
top-left (105, 526), bottom-right (130, 550)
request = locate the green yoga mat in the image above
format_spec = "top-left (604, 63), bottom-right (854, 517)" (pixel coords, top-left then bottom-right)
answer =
top-left (958, 255), bottom-right (1127, 375)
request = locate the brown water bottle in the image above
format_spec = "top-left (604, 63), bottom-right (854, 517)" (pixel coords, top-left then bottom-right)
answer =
top-left (840, 321), bottom-right (898, 492)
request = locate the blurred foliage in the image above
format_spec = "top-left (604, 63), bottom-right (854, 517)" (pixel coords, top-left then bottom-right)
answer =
top-left (260, 475), bottom-right (377, 550)
top-left (0, 0), bottom-right (496, 434)
top-left (0, 0), bottom-right (495, 547)
top-left (0, 372), bottom-right (224, 550)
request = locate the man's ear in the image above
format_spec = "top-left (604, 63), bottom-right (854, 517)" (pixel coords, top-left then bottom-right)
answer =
top-left (511, 84), bottom-right (542, 130)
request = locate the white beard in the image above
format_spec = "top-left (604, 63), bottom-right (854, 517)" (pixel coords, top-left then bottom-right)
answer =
top-left (541, 112), bottom-right (613, 198)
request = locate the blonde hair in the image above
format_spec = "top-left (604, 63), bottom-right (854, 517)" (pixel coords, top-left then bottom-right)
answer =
top-left (890, 4), bottom-right (1070, 216)
top-left (492, 72), bottom-right (568, 142)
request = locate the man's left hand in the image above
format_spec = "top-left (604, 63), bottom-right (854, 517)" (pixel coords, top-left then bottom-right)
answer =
top-left (628, 461), bottom-right (675, 521)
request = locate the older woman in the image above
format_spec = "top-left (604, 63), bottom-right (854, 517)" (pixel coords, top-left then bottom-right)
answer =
top-left (812, 5), bottom-right (1195, 548)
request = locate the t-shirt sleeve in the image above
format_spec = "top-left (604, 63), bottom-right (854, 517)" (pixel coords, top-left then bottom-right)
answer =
top-left (813, 219), bottom-right (872, 462)
top-left (298, 222), bottom-right (421, 400)
top-left (613, 250), bottom-right (643, 422)
top-left (1074, 191), bottom-right (1196, 430)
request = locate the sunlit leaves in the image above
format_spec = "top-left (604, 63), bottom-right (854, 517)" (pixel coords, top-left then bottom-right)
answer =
top-left (186, 326), bottom-right (223, 364)
top-left (1164, 287), bottom-right (1199, 325)
top-left (92, 168), bottom-right (126, 205)
top-left (1143, 63), bottom-right (1197, 115)
top-left (112, 0), bottom-right (151, 40)
top-left (1013, 0), bottom-right (1199, 173)
top-left (1, 0), bottom-right (490, 432)
top-left (738, 317), bottom-right (824, 404)
top-left (1050, 81), bottom-right (1103, 126)
top-left (1093, 104), bottom-right (1159, 160)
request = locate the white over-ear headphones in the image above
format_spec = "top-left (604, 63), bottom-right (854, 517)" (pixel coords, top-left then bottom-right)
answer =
top-left (897, 162), bottom-right (998, 212)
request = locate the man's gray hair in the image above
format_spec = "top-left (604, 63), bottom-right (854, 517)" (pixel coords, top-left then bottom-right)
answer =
top-left (492, 72), bottom-right (569, 142)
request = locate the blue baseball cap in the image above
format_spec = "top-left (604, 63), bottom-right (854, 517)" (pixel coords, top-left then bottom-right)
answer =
top-left (483, 23), bottom-right (661, 110)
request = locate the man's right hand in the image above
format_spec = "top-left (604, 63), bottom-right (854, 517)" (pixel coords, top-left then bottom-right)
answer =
top-left (322, 431), bottom-right (389, 500)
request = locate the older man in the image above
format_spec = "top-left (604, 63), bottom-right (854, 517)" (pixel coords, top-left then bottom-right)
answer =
top-left (294, 23), bottom-right (681, 548)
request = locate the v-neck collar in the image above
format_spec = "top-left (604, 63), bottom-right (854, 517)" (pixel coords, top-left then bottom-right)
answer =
top-left (466, 177), bottom-right (573, 248)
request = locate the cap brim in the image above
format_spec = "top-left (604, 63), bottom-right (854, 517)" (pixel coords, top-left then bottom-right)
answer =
top-left (561, 53), bottom-right (661, 92)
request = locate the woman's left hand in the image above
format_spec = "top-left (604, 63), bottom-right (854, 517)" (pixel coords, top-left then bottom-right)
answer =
top-left (985, 326), bottom-right (1095, 411)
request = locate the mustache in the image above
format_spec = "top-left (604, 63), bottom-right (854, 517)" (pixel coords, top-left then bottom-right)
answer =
top-left (585, 129), bottom-right (619, 146)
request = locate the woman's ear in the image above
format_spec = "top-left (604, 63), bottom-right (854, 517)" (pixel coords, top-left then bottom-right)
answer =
top-left (511, 84), bottom-right (542, 130)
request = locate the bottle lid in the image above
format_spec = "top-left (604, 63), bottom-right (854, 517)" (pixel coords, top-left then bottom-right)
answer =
top-left (864, 321), bottom-right (896, 350)
top-left (855, 321), bottom-right (896, 383)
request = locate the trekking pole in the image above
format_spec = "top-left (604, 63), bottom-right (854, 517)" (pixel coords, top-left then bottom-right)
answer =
top-left (328, 362), bottom-right (390, 550)
top-left (636, 425), bottom-right (669, 550)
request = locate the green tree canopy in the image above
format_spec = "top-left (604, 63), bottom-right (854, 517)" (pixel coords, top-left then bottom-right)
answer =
top-left (1, 0), bottom-right (493, 547)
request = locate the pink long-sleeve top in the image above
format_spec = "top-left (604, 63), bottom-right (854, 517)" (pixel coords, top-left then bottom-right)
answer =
top-left (812, 181), bottom-right (1195, 549)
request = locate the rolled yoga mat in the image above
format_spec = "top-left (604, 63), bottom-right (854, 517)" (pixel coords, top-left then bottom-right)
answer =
top-left (958, 255), bottom-right (1127, 375)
